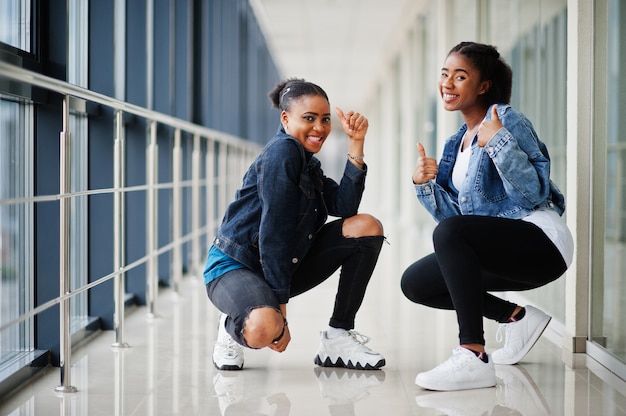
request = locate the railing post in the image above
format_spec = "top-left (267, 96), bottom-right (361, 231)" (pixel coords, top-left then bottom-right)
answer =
top-left (171, 128), bottom-right (182, 292)
top-left (218, 142), bottom-right (228, 230)
top-left (206, 140), bottom-right (216, 242)
top-left (55, 95), bottom-right (78, 393)
top-left (191, 134), bottom-right (201, 278)
top-left (112, 109), bottom-right (129, 348)
top-left (146, 120), bottom-right (159, 318)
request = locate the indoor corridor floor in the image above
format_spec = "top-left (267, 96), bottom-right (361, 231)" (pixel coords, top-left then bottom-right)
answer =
top-left (1, 269), bottom-right (625, 415)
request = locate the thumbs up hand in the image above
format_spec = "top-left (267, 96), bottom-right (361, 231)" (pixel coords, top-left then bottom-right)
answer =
top-left (413, 143), bottom-right (438, 185)
top-left (477, 105), bottom-right (503, 147)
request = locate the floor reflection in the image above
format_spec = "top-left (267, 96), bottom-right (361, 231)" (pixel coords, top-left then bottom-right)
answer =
top-left (213, 372), bottom-right (291, 416)
top-left (314, 368), bottom-right (385, 415)
top-left (415, 364), bottom-right (552, 416)
top-left (495, 365), bottom-right (551, 415)
top-left (415, 388), bottom-right (498, 416)
top-left (0, 273), bottom-right (625, 415)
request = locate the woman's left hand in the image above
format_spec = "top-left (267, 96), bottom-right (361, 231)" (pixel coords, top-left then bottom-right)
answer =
top-left (335, 107), bottom-right (368, 141)
top-left (477, 105), bottom-right (503, 147)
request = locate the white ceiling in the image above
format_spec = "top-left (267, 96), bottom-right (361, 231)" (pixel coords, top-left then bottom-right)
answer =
top-left (250, 0), bottom-right (427, 110)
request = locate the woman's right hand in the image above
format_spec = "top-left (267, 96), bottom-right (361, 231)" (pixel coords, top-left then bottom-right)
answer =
top-left (267, 324), bottom-right (291, 353)
top-left (335, 107), bottom-right (368, 141)
top-left (267, 304), bottom-right (290, 352)
top-left (412, 143), bottom-right (438, 184)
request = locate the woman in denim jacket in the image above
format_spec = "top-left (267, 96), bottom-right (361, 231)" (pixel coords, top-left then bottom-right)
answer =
top-left (205, 78), bottom-right (386, 371)
top-left (401, 42), bottom-right (573, 391)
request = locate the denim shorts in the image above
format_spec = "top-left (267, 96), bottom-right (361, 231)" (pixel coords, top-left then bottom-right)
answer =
top-left (206, 267), bottom-right (281, 348)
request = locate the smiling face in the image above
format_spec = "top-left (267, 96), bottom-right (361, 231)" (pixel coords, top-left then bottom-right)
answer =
top-left (281, 94), bottom-right (331, 153)
top-left (438, 52), bottom-right (491, 115)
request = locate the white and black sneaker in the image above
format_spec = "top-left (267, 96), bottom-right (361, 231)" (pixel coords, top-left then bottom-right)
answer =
top-left (212, 314), bottom-right (244, 371)
top-left (314, 330), bottom-right (385, 370)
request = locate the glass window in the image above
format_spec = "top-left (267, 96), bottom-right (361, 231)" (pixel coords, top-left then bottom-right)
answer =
top-left (68, 0), bottom-right (88, 87)
top-left (0, 96), bottom-right (34, 367)
top-left (69, 103), bottom-right (89, 333)
top-left (68, 0), bottom-right (89, 333)
top-left (485, 0), bottom-right (568, 322)
top-left (0, 0), bottom-right (32, 52)
top-left (592, 0), bottom-right (626, 366)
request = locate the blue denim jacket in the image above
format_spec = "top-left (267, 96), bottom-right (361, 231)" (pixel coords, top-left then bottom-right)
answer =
top-left (415, 104), bottom-right (565, 222)
top-left (212, 127), bottom-right (367, 303)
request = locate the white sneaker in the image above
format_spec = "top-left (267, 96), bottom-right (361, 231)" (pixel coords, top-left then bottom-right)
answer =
top-left (492, 305), bottom-right (551, 365)
top-left (314, 330), bottom-right (385, 370)
top-left (213, 314), bottom-right (244, 371)
top-left (415, 347), bottom-right (496, 391)
top-left (496, 364), bottom-right (551, 415)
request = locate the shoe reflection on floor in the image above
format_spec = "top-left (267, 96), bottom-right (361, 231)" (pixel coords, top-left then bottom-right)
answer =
top-left (495, 364), bottom-right (551, 415)
top-left (314, 367), bottom-right (386, 416)
top-left (415, 387), bottom-right (498, 415)
top-left (213, 372), bottom-right (291, 416)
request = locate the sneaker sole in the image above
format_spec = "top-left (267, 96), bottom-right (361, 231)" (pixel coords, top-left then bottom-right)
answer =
top-left (493, 315), bottom-right (551, 365)
top-left (213, 360), bottom-right (244, 371)
top-left (314, 354), bottom-right (385, 370)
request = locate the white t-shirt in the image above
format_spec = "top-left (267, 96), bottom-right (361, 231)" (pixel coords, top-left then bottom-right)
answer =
top-left (522, 208), bottom-right (574, 267)
top-left (452, 143), bottom-right (472, 191)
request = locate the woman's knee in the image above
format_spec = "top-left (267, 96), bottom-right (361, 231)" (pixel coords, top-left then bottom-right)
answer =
top-left (242, 307), bottom-right (284, 348)
top-left (432, 216), bottom-right (464, 247)
top-left (342, 213), bottom-right (384, 238)
top-left (400, 269), bottom-right (423, 303)
top-left (400, 256), bottom-right (439, 304)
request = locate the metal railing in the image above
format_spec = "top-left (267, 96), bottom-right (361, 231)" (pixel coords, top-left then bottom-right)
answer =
top-left (0, 61), bottom-right (261, 392)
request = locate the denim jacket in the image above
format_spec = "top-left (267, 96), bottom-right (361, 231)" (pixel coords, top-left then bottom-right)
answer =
top-left (415, 104), bottom-right (565, 222)
top-left (213, 127), bottom-right (367, 304)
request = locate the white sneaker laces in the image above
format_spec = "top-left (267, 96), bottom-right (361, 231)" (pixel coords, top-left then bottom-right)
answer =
top-left (347, 330), bottom-right (371, 346)
top-left (496, 323), bottom-right (511, 344)
top-left (432, 348), bottom-right (471, 372)
top-left (217, 336), bottom-right (241, 358)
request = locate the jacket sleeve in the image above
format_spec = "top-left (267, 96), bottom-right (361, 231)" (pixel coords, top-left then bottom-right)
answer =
top-left (483, 106), bottom-right (552, 209)
top-left (414, 135), bottom-right (463, 222)
top-left (414, 180), bottom-right (462, 222)
top-left (322, 160), bottom-right (367, 218)
top-left (256, 140), bottom-right (303, 303)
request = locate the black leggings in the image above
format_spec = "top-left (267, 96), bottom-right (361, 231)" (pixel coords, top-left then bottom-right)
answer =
top-left (400, 215), bottom-right (567, 345)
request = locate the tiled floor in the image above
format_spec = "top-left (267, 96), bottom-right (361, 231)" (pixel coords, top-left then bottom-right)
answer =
top-left (1, 266), bottom-right (625, 415)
